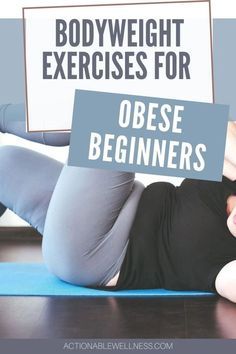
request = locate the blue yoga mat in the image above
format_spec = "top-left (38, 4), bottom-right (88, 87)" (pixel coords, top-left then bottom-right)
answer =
top-left (0, 263), bottom-right (214, 297)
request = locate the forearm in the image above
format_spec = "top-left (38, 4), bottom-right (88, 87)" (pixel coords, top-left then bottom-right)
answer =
top-left (223, 159), bottom-right (236, 181)
top-left (224, 122), bottom-right (236, 167)
top-left (0, 103), bottom-right (70, 146)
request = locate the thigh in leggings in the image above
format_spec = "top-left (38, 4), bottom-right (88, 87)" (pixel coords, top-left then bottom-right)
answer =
top-left (42, 166), bottom-right (144, 287)
top-left (0, 103), bottom-right (144, 286)
top-left (0, 145), bottom-right (63, 234)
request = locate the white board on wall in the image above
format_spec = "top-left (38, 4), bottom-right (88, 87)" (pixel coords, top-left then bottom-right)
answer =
top-left (23, 0), bottom-right (214, 132)
top-left (0, 1), bottom-right (235, 19)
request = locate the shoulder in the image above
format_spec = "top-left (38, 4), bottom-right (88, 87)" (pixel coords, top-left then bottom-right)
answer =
top-left (138, 182), bottom-right (176, 207)
top-left (215, 260), bottom-right (236, 303)
top-left (144, 181), bottom-right (176, 194)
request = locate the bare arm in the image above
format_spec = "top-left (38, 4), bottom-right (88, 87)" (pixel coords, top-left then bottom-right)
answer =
top-left (215, 260), bottom-right (236, 303)
top-left (224, 122), bottom-right (236, 181)
top-left (223, 159), bottom-right (236, 181)
top-left (214, 124), bottom-right (236, 302)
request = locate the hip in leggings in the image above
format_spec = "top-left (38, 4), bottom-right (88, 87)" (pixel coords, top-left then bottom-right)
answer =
top-left (0, 103), bottom-right (144, 286)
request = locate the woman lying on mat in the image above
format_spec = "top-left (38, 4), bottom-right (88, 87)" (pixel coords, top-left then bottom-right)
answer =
top-left (1, 103), bottom-right (236, 303)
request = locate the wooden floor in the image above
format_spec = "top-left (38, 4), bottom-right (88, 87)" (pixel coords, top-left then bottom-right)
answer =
top-left (1, 228), bottom-right (236, 339)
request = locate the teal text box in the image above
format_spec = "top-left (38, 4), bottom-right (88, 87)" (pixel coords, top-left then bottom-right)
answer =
top-left (68, 90), bottom-right (229, 181)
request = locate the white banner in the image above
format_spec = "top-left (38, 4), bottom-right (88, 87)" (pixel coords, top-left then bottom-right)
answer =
top-left (23, 1), bottom-right (214, 131)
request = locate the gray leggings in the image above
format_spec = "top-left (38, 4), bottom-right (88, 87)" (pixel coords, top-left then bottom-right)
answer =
top-left (0, 104), bottom-right (144, 286)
